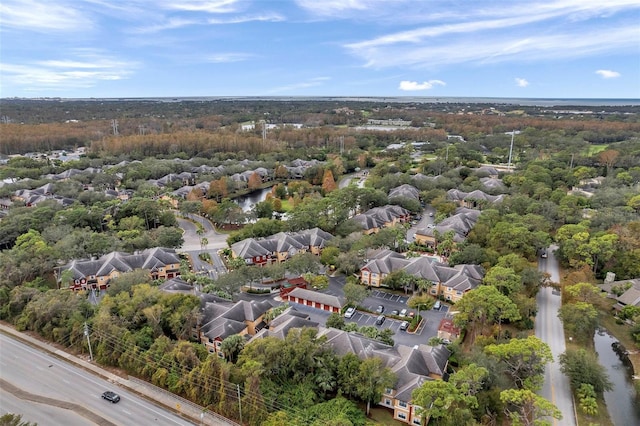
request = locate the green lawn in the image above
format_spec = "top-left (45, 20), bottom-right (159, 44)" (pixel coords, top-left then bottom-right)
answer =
top-left (583, 144), bottom-right (608, 155)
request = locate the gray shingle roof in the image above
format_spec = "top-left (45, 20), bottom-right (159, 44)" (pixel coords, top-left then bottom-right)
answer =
top-left (287, 288), bottom-right (345, 308)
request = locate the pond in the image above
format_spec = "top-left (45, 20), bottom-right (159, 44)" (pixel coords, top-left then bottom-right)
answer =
top-left (593, 329), bottom-right (640, 426)
top-left (233, 186), bottom-right (274, 212)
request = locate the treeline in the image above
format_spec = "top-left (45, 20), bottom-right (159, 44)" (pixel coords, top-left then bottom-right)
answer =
top-left (0, 281), bottom-right (386, 426)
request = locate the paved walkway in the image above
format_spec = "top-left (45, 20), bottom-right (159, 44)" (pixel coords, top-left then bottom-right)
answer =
top-left (0, 323), bottom-right (239, 426)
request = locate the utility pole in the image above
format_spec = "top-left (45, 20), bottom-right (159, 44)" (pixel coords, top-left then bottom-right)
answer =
top-left (237, 384), bottom-right (242, 424)
top-left (84, 322), bottom-right (93, 362)
top-left (507, 130), bottom-right (515, 170)
top-left (569, 153), bottom-right (574, 169)
top-left (111, 119), bottom-right (119, 136)
top-left (339, 136), bottom-right (344, 155)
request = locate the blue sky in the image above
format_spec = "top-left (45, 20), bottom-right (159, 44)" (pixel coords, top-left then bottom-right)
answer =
top-left (1, 0), bottom-right (639, 99)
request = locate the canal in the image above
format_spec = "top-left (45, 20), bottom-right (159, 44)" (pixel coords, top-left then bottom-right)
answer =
top-left (593, 329), bottom-right (640, 425)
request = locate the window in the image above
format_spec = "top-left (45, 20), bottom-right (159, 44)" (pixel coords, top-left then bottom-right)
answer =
top-left (384, 399), bottom-right (392, 406)
top-left (413, 418), bottom-right (422, 425)
top-left (397, 413), bottom-right (407, 420)
top-left (208, 338), bottom-right (213, 343)
top-left (385, 388), bottom-right (393, 394)
top-left (456, 291), bottom-right (462, 296)
top-left (398, 401), bottom-right (407, 408)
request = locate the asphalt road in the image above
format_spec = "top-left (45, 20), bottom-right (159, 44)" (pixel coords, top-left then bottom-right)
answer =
top-left (1, 386), bottom-right (93, 426)
top-left (406, 206), bottom-right (436, 243)
top-left (535, 244), bottom-right (577, 426)
top-left (0, 333), bottom-right (194, 426)
top-left (177, 213), bottom-right (228, 279)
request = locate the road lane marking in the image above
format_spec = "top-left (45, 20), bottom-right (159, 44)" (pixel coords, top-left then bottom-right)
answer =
top-left (2, 335), bottom-right (191, 425)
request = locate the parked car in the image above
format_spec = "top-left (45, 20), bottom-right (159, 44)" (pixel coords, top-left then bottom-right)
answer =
top-left (541, 249), bottom-right (548, 258)
top-left (429, 212), bottom-right (434, 217)
top-left (102, 391), bottom-right (120, 403)
top-left (408, 311), bottom-right (415, 319)
top-left (344, 307), bottom-right (356, 318)
top-left (375, 315), bottom-right (386, 325)
top-left (376, 305), bottom-right (385, 314)
top-left (399, 309), bottom-right (408, 317)
top-left (391, 309), bottom-right (399, 316)
top-left (399, 321), bottom-right (409, 331)
top-left (433, 301), bottom-right (441, 310)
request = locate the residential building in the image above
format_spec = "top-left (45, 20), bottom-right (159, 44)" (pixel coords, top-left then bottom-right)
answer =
top-left (230, 228), bottom-right (333, 265)
top-left (252, 315), bottom-right (450, 425)
top-left (414, 207), bottom-right (480, 249)
top-left (360, 249), bottom-right (484, 302)
top-left (352, 205), bottom-right (410, 234)
top-left (60, 247), bottom-right (182, 291)
top-left (198, 296), bottom-right (276, 357)
top-left (446, 189), bottom-right (505, 210)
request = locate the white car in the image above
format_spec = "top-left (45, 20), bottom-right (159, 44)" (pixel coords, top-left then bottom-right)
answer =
top-left (344, 307), bottom-right (356, 318)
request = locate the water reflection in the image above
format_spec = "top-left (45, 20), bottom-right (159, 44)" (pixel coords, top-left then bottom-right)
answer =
top-left (593, 329), bottom-right (640, 426)
top-left (234, 186), bottom-right (274, 212)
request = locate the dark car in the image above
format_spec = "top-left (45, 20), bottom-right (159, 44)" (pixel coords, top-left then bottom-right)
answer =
top-left (102, 391), bottom-right (120, 403)
top-left (376, 305), bottom-right (385, 314)
top-left (375, 315), bottom-right (386, 325)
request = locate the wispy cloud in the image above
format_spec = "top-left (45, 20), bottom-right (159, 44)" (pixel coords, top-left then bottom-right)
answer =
top-left (266, 77), bottom-right (330, 94)
top-left (0, 0), bottom-right (92, 32)
top-left (343, 0), bottom-right (640, 69)
top-left (295, 0), bottom-right (374, 16)
top-left (207, 12), bottom-right (285, 24)
top-left (595, 69), bottom-right (621, 79)
top-left (161, 0), bottom-right (241, 14)
top-left (1, 49), bottom-right (137, 91)
top-left (515, 78), bottom-right (529, 87)
top-left (346, 26), bottom-right (638, 69)
top-left (205, 53), bottom-right (256, 63)
top-left (399, 80), bottom-right (445, 91)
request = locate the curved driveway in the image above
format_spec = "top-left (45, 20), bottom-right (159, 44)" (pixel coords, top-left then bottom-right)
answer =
top-left (536, 244), bottom-right (577, 426)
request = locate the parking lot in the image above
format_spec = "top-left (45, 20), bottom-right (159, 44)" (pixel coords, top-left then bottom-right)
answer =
top-left (369, 290), bottom-right (409, 305)
top-left (345, 310), bottom-right (411, 334)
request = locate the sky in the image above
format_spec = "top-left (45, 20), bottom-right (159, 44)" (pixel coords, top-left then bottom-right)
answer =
top-left (1, 0), bottom-right (639, 99)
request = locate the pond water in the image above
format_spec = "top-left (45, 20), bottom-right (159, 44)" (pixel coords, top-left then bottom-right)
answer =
top-left (233, 186), bottom-right (274, 212)
top-left (593, 329), bottom-right (640, 426)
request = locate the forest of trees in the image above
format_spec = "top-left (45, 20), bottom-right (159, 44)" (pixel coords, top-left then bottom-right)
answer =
top-left (1, 99), bottom-right (639, 425)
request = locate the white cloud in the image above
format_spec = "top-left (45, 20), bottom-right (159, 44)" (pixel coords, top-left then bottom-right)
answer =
top-left (343, 0), bottom-right (640, 69)
top-left (295, 0), bottom-right (373, 16)
top-left (398, 80), bottom-right (445, 91)
top-left (1, 50), bottom-right (137, 91)
top-left (266, 77), bottom-right (330, 94)
top-left (0, 0), bottom-right (91, 32)
top-left (207, 13), bottom-right (285, 24)
top-left (205, 53), bottom-right (255, 63)
top-left (161, 0), bottom-right (241, 14)
top-left (346, 26), bottom-right (638, 69)
top-left (595, 69), bottom-right (621, 78)
top-left (515, 78), bottom-right (529, 87)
